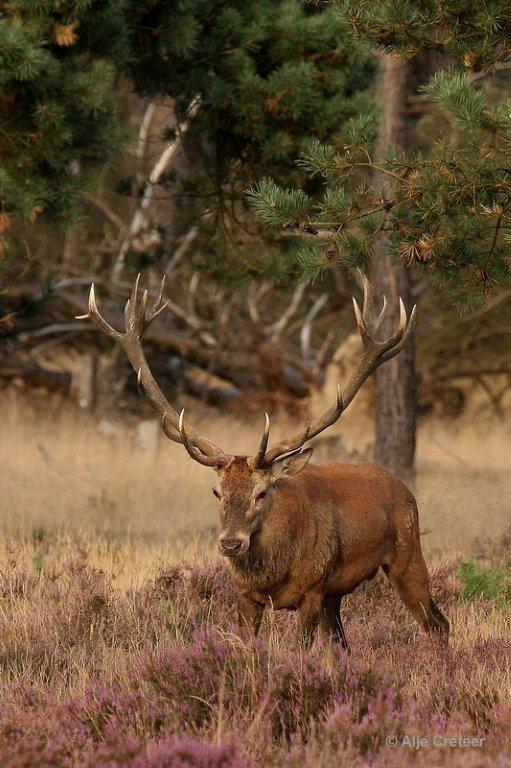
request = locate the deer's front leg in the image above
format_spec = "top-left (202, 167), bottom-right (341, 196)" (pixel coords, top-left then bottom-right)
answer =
top-left (297, 586), bottom-right (324, 649)
top-left (237, 594), bottom-right (265, 638)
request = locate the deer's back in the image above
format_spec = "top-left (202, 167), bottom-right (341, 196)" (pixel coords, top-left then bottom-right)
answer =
top-left (275, 461), bottom-right (418, 595)
top-left (278, 460), bottom-right (413, 516)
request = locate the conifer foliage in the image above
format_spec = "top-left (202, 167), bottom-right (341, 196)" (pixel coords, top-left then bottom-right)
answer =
top-left (248, 2), bottom-right (511, 296)
top-left (340, 0), bottom-right (511, 70)
top-left (0, 0), bottom-right (129, 251)
top-left (124, 0), bottom-right (375, 278)
top-left (127, 0), bottom-right (374, 184)
top-left (1, 1), bottom-right (374, 271)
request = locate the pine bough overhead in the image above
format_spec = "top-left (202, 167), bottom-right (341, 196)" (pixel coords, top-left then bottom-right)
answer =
top-left (248, 71), bottom-right (511, 296)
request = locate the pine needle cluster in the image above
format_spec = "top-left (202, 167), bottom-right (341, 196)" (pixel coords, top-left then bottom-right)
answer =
top-left (249, 2), bottom-right (511, 295)
top-left (0, 0), bottom-right (129, 253)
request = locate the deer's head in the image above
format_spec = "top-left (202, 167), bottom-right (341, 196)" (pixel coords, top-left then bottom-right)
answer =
top-left (212, 448), bottom-right (313, 557)
top-left (78, 275), bottom-right (415, 560)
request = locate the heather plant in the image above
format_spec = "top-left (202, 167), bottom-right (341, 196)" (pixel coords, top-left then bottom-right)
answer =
top-left (269, 655), bottom-right (337, 739)
top-left (0, 403), bottom-right (510, 765)
top-left (0, 539), bottom-right (509, 767)
top-left (86, 735), bottom-right (252, 768)
top-left (142, 629), bottom-right (243, 727)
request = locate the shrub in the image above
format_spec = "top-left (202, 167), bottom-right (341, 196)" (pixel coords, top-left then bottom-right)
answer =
top-left (459, 559), bottom-right (511, 605)
top-left (86, 735), bottom-right (251, 768)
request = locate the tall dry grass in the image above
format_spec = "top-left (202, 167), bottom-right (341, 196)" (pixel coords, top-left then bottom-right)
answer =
top-left (1, 389), bottom-right (509, 566)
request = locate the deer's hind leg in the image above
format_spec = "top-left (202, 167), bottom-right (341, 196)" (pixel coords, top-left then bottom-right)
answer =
top-left (383, 549), bottom-right (449, 640)
top-left (320, 594), bottom-right (350, 652)
top-left (384, 499), bottom-right (449, 641)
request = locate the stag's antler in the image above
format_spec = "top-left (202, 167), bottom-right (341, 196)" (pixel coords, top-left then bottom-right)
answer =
top-left (255, 277), bottom-right (416, 467)
top-left (76, 275), bottom-right (230, 467)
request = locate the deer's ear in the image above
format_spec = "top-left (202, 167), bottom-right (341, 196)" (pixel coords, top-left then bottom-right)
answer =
top-left (270, 447), bottom-right (313, 480)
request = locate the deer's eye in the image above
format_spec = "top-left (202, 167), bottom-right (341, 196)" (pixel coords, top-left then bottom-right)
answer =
top-left (212, 488), bottom-right (221, 499)
top-left (256, 490), bottom-right (267, 501)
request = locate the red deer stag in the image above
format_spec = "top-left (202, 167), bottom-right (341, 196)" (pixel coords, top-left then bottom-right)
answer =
top-left (77, 276), bottom-right (449, 649)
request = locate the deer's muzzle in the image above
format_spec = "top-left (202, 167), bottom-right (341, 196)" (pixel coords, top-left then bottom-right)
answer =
top-left (218, 532), bottom-right (250, 557)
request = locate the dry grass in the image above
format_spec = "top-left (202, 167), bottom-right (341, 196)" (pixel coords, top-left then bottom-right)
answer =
top-left (1, 389), bottom-right (509, 568)
top-left (0, 391), bottom-right (510, 766)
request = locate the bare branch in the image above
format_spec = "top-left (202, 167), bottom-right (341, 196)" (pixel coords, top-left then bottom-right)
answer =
top-left (268, 282), bottom-right (306, 341)
top-left (112, 95), bottom-right (202, 283)
top-left (300, 293), bottom-right (329, 362)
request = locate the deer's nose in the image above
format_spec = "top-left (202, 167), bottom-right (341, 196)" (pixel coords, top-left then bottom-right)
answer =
top-left (218, 533), bottom-right (249, 557)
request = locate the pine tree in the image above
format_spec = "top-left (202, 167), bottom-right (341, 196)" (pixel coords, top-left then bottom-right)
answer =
top-left (1, 1), bottom-right (375, 278)
top-left (340, 1), bottom-right (511, 71)
top-left (124, 0), bottom-right (375, 280)
top-left (248, 1), bottom-right (511, 293)
top-left (0, 1), bottom-right (130, 257)
top-left (248, 1), bottom-right (511, 480)
top-left (248, 65), bottom-right (511, 294)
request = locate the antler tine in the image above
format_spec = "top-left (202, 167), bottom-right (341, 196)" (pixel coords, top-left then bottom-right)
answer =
top-left (378, 296), bottom-right (409, 352)
top-left (130, 273), bottom-right (141, 315)
top-left (319, 384), bottom-right (343, 425)
top-left (254, 412), bottom-right (270, 468)
top-left (134, 288), bottom-right (149, 328)
top-left (397, 297), bottom-right (407, 335)
top-left (148, 294), bottom-right (170, 325)
top-left (343, 293), bottom-right (416, 406)
top-left (372, 294), bottom-right (388, 334)
top-left (359, 273), bottom-right (389, 336)
top-left (148, 275), bottom-right (169, 322)
top-left (75, 283), bottom-right (122, 342)
top-left (352, 297), bottom-right (373, 344)
top-left (131, 273), bottom-right (141, 304)
top-left (161, 412), bottom-right (184, 443)
top-left (335, 382), bottom-right (342, 409)
top-left (380, 304), bottom-right (417, 363)
top-left (128, 275), bottom-right (168, 329)
top-left (123, 273), bottom-right (141, 331)
top-left (179, 410), bottom-right (228, 467)
top-left (361, 274), bottom-right (373, 321)
top-left (154, 275), bottom-right (166, 309)
top-left (124, 298), bottom-right (130, 329)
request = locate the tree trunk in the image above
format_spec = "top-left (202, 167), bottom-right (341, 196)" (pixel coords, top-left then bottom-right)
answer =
top-left (371, 54), bottom-right (416, 485)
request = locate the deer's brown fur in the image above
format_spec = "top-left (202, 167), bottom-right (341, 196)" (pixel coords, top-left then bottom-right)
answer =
top-left (216, 457), bottom-right (448, 647)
